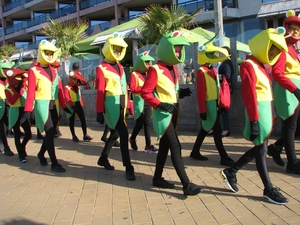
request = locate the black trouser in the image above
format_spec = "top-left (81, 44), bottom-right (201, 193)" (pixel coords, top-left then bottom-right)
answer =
top-left (100, 107), bottom-right (132, 167)
top-left (50, 106), bottom-right (59, 132)
top-left (69, 102), bottom-right (87, 137)
top-left (191, 111), bottom-right (228, 159)
top-left (229, 142), bottom-right (273, 190)
top-left (281, 106), bottom-right (300, 165)
top-left (101, 125), bottom-right (110, 139)
top-left (0, 106), bottom-right (8, 148)
top-left (273, 107), bottom-right (300, 149)
top-left (38, 111), bottom-right (58, 165)
top-left (13, 107), bottom-right (32, 157)
top-left (130, 104), bottom-right (152, 147)
top-left (153, 110), bottom-right (190, 186)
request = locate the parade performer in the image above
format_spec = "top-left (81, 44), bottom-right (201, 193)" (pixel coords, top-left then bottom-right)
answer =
top-left (267, 10), bottom-right (300, 175)
top-left (129, 51), bottom-right (157, 153)
top-left (0, 59), bottom-right (14, 156)
top-left (189, 37), bottom-right (235, 166)
top-left (96, 32), bottom-right (135, 181)
top-left (141, 31), bottom-right (203, 195)
top-left (5, 68), bottom-right (31, 163)
top-left (21, 39), bottom-right (70, 172)
top-left (64, 62), bottom-right (92, 142)
top-left (220, 27), bottom-right (289, 205)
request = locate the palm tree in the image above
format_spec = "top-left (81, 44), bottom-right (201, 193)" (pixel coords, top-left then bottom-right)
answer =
top-left (138, 4), bottom-right (203, 45)
top-left (138, 4), bottom-right (203, 81)
top-left (0, 44), bottom-right (17, 60)
top-left (40, 18), bottom-right (89, 84)
top-left (41, 18), bottom-right (88, 60)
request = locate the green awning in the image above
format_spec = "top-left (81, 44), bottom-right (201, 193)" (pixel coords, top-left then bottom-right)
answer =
top-left (74, 19), bottom-right (142, 53)
top-left (191, 27), bottom-right (250, 53)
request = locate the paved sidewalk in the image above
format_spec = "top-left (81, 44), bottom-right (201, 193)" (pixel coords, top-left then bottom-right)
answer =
top-left (0, 125), bottom-right (300, 225)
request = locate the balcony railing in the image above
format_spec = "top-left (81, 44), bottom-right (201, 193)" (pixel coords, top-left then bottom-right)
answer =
top-left (3, 0), bottom-right (32, 12)
top-left (5, 4), bottom-right (76, 35)
top-left (179, 0), bottom-right (236, 12)
top-left (80, 0), bottom-right (111, 10)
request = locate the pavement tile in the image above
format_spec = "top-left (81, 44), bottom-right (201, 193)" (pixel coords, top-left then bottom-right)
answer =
top-left (0, 126), bottom-right (300, 224)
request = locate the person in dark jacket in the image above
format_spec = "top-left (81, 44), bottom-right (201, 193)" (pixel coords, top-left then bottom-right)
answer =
top-left (218, 46), bottom-right (234, 137)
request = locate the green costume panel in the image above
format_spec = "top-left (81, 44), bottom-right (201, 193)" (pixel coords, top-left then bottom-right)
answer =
top-left (201, 100), bottom-right (217, 131)
top-left (243, 101), bottom-right (273, 145)
top-left (273, 78), bottom-right (300, 120)
top-left (152, 108), bottom-right (172, 139)
top-left (0, 100), bottom-right (4, 119)
top-left (34, 100), bottom-right (50, 132)
top-left (133, 94), bottom-right (144, 120)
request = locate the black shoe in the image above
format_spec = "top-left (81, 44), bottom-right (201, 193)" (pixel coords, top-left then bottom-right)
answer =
top-left (55, 129), bottom-right (62, 137)
top-left (83, 135), bottom-right (93, 141)
top-left (101, 137), bottom-right (107, 143)
top-left (267, 144), bottom-right (284, 167)
top-left (152, 177), bottom-right (175, 189)
top-left (183, 182), bottom-right (203, 195)
top-left (19, 156), bottom-right (27, 163)
top-left (129, 138), bottom-right (138, 151)
top-left (220, 168), bottom-right (238, 192)
top-left (263, 187), bottom-right (288, 205)
top-left (113, 141), bottom-right (120, 147)
top-left (97, 159), bottom-right (115, 170)
top-left (190, 152), bottom-right (208, 161)
top-left (286, 161), bottom-right (300, 175)
top-left (126, 169), bottom-right (136, 181)
top-left (4, 146), bottom-right (14, 156)
top-left (220, 156), bottom-right (235, 167)
top-left (37, 153), bottom-right (48, 166)
top-left (51, 164), bottom-right (66, 172)
top-left (72, 135), bottom-right (79, 142)
top-left (37, 133), bottom-right (44, 139)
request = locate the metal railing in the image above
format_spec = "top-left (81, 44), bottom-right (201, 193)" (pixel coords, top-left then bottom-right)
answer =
top-left (80, 0), bottom-right (111, 10)
top-left (3, 0), bottom-right (32, 12)
top-left (5, 4), bottom-right (76, 35)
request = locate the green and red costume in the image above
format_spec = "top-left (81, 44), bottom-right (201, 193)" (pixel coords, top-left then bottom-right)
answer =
top-left (25, 62), bottom-right (66, 132)
top-left (96, 61), bottom-right (128, 129)
top-left (197, 65), bottom-right (220, 131)
top-left (240, 55), bottom-right (274, 145)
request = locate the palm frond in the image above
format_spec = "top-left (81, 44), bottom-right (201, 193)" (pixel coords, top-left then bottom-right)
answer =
top-left (139, 4), bottom-right (203, 44)
top-left (40, 18), bottom-right (88, 58)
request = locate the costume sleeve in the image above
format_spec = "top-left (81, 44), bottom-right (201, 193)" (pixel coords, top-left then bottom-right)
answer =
top-left (240, 61), bottom-right (259, 121)
top-left (196, 69), bottom-right (207, 113)
top-left (129, 73), bottom-right (142, 93)
top-left (272, 51), bottom-right (298, 93)
top-left (64, 86), bottom-right (73, 107)
top-left (96, 66), bottom-right (105, 113)
top-left (24, 68), bottom-right (36, 112)
top-left (140, 67), bottom-right (160, 108)
top-left (5, 87), bottom-right (20, 105)
top-left (57, 78), bottom-right (67, 108)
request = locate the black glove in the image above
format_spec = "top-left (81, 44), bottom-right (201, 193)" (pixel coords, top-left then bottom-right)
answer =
top-left (63, 107), bottom-right (71, 114)
top-left (293, 88), bottom-right (300, 101)
top-left (179, 88), bottom-right (192, 98)
top-left (20, 111), bottom-right (31, 124)
top-left (250, 120), bottom-right (259, 141)
top-left (200, 113), bottom-right (207, 121)
top-left (97, 113), bottom-right (105, 125)
top-left (158, 103), bottom-right (177, 114)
